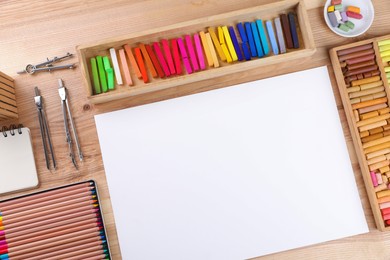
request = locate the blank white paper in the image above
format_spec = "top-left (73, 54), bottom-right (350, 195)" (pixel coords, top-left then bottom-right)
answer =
top-left (95, 66), bottom-right (368, 260)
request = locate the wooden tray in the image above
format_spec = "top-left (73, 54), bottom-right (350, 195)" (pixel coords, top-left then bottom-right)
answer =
top-left (0, 71), bottom-right (18, 121)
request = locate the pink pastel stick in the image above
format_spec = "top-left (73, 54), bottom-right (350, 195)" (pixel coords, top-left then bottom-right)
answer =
top-left (118, 49), bottom-right (133, 86)
top-left (380, 202), bottom-right (390, 209)
top-left (370, 171), bottom-right (378, 187)
top-left (177, 38), bottom-right (193, 74)
top-left (184, 35), bottom-right (199, 71)
top-left (383, 213), bottom-right (390, 221)
top-left (347, 11), bottom-right (363, 19)
top-left (193, 33), bottom-right (206, 70)
top-left (153, 42), bottom-right (171, 77)
top-left (161, 39), bottom-right (176, 75)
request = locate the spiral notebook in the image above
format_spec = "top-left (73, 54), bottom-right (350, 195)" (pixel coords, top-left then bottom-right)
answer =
top-left (0, 126), bottom-right (39, 194)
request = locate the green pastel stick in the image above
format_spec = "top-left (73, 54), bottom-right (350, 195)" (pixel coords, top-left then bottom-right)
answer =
top-left (334, 4), bottom-right (342, 10)
top-left (103, 56), bottom-right (115, 90)
top-left (90, 58), bottom-right (101, 94)
top-left (338, 23), bottom-right (350, 32)
top-left (96, 56), bottom-right (108, 92)
top-left (345, 21), bottom-right (354, 29)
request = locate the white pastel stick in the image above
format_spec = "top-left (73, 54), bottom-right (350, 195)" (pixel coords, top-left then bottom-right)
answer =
top-left (109, 48), bottom-right (123, 85)
top-left (274, 17), bottom-right (286, 54)
top-left (334, 10), bottom-right (342, 22)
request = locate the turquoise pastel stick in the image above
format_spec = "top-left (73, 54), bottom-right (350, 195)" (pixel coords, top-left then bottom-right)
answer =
top-left (256, 20), bottom-right (270, 55)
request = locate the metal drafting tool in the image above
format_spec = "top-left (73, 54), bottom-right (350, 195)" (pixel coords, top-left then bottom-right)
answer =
top-left (34, 87), bottom-right (56, 170)
top-left (58, 79), bottom-right (83, 169)
top-left (17, 53), bottom-right (75, 75)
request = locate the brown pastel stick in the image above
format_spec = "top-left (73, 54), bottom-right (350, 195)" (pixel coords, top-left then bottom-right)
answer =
top-left (359, 81), bottom-right (383, 90)
top-left (338, 49), bottom-right (375, 62)
top-left (380, 166), bottom-right (390, 174)
top-left (363, 135), bottom-right (390, 149)
top-left (369, 160), bottom-right (390, 171)
top-left (363, 141), bottom-right (390, 154)
top-left (347, 86), bottom-right (360, 93)
top-left (369, 127), bottom-right (385, 135)
top-left (360, 110), bottom-right (379, 120)
top-left (352, 97), bottom-right (387, 110)
top-left (345, 65), bottom-right (378, 77)
top-left (378, 195), bottom-right (390, 204)
top-left (359, 120), bottom-right (387, 132)
top-left (367, 154), bottom-right (387, 165)
top-left (350, 98), bottom-right (360, 104)
top-left (380, 108), bottom-right (390, 115)
top-left (384, 129), bottom-right (390, 136)
top-left (346, 54), bottom-right (376, 65)
top-left (347, 60), bottom-right (376, 70)
top-left (377, 189), bottom-right (390, 198)
top-left (358, 92), bottom-right (386, 102)
top-left (349, 86), bottom-right (384, 99)
top-left (366, 148), bottom-right (390, 159)
top-left (337, 43), bottom-right (373, 56)
top-left (362, 133), bottom-right (384, 143)
top-left (357, 74), bottom-right (364, 80)
top-left (351, 76), bottom-right (381, 87)
top-left (280, 14), bottom-right (293, 49)
top-left (363, 71), bottom-right (380, 78)
top-left (360, 130), bottom-right (370, 138)
top-left (374, 183), bottom-right (387, 192)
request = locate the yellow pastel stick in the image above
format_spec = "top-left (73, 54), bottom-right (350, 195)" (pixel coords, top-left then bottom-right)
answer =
top-left (205, 32), bottom-right (219, 67)
top-left (383, 56), bottom-right (390, 63)
top-left (222, 26), bottom-right (238, 61)
top-left (381, 50), bottom-right (390, 57)
top-left (380, 45), bottom-right (390, 52)
top-left (379, 39), bottom-right (390, 46)
top-left (218, 26), bottom-right (232, 63)
top-left (208, 27), bottom-right (226, 61)
top-left (199, 31), bottom-right (213, 67)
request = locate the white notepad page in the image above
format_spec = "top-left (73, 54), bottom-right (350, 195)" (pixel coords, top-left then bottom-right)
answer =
top-left (95, 66), bottom-right (368, 260)
top-left (0, 127), bottom-right (38, 194)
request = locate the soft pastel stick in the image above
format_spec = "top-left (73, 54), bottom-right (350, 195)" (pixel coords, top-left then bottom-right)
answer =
top-left (218, 26), bottom-right (232, 62)
top-left (244, 22), bottom-right (257, 57)
top-left (171, 39), bottom-right (182, 75)
top-left (371, 171), bottom-right (379, 187)
top-left (193, 34), bottom-right (206, 70)
top-left (274, 17), bottom-right (286, 54)
top-left (109, 48), bottom-right (123, 85)
top-left (251, 22), bottom-right (264, 58)
top-left (208, 27), bottom-right (226, 61)
top-left (256, 20), bottom-right (270, 55)
top-left (185, 35), bottom-right (199, 71)
top-left (347, 6), bottom-right (361, 13)
top-left (96, 56), bottom-right (107, 92)
top-left (280, 14), bottom-right (293, 49)
top-left (331, 0), bottom-right (341, 5)
top-left (237, 23), bottom-right (251, 60)
top-left (288, 12), bottom-right (299, 49)
top-left (199, 31), bottom-right (213, 67)
top-left (134, 47), bottom-right (148, 83)
top-left (103, 56), bottom-right (115, 90)
top-left (177, 37), bottom-right (193, 74)
top-left (161, 39), bottom-right (176, 75)
top-left (379, 40), bottom-right (390, 46)
top-left (334, 10), bottom-right (342, 22)
top-left (145, 44), bottom-right (165, 78)
top-left (123, 44), bottom-right (142, 79)
top-left (334, 4), bottom-right (342, 10)
top-left (153, 42), bottom-right (171, 77)
top-left (347, 11), bottom-right (363, 19)
top-left (90, 58), bottom-right (101, 94)
top-left (327, 5), bottom-right (335, 12)
top-left (266, 20), bottom-right (279, 55)
top-left (222, 26), bottom-right (238, 61)
top-left (228, 26), bottom-right (243, 61)
top-left (340, 11), bottom-right (348, 22)
top-left (139, 43), bottom-right (157, 78)
top-left (118, 49), bottom-right (133, 86)
top-left (205, 32), bottom-right (219, 67)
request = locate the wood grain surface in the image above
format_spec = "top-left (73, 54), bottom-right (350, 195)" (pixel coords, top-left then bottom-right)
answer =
top-left (1, 0), bottom-right (390, 259)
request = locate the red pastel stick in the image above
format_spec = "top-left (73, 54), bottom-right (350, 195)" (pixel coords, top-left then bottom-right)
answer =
top-left (171, 39), bottom-right (182, 75)
top-left (134, 47), bottom-right (148, 83)
top-left (346, 11), bottom-right (363, 19)
top-left (161, 39), bottom-right (176, 75)
top-left (153, 42), bottom-right (171, 77)
top-left (145, 44), bottom-right (165, 78)
top-left (382, 207), bottom-right (390, 216)
top-left (184, 35), bottom-right (199, 71)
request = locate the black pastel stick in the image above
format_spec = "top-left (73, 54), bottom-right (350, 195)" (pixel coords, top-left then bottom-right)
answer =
top-left (288, 12), bottom-right (299, 49)
top-left (280, 14), bottom-right (293, 49)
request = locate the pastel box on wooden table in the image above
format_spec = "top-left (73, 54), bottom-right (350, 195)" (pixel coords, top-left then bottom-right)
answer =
top-left (329, 34), bottom-right (390, 231)
top-left (0, 71), bottom-right (18, 121)
top-left (76, 0), bottom-right (316, 105)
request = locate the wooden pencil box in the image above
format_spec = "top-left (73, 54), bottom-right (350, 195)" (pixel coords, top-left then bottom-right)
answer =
top-left (76, 0), bottom-right (316, 105)
top-left (330, 34), bottom-right (390, 231)
top-left (0, 71), bottom-right (18, 121)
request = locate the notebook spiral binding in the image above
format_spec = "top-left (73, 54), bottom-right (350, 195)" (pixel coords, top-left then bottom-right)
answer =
top-left (0, 124), bottom-right (23, 137)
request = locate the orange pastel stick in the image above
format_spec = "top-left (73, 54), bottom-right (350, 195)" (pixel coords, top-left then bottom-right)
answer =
top-left (145, 44), bottom-right (165, 78)
top-left (134, 47), bottom-right (148, 83)
top-left (139, 43), bottom-right (157, 78)
top-left (123, 44), bottom-right (142, 79)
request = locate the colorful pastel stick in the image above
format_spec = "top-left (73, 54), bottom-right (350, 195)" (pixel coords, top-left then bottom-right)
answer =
top-left (288, 12), bottom-right (299, 49)
top-left (280, 14), bottom-right (293, 49)
top-left (228, 26), bottom-right (243, 61)
top-left (244, 22), bottom-right (257, 57)
top-left (199, 31), bottom-right (213, 67)
top-left (118, 49), bottom-right (133, 86)
top-left (153, 42), bottom-right (171, 77)
top-left (218, 26), bottom-right (232, 63)
top-left (134, 47), bottom-right (148, 83)
top-left (161, 39), bottom-right (176, 75)
top-left (266, 20), bottom-right (279, 55)
top-left (145, 44), bottom-right (165, 78)
top-left (177, 38), bottom-right (193, 74)
top-left (185, 35), bottom-right (199, 71)
top-left (208, 27), bottom-right (226, 61)
top-left (193, 34), bottom-right (206, 70)
top-left (171, 39), bottom-right (182, 75)
top-left (123, 44), bottom-right (142, 79)
top-left (205, 32), bottom-right (219, 67)
top-left (274, 17), bottom-right (286, 54)
top-left (103, 56), bottom-right (115, 90)
top-left (222, 26), bottom-right (238, 61)
top-left (109, 48), bottom-right (123, 85)
top-left (90, 58), bottom-right (101, 94)
top-left (237, 23), bottom-right (251, 61)
top-left (256, 20), bottom-right (270, 55)
top-left (347, 11), bottom-right (363, 19)
top-left (96, 56), bottom-right (107, 92)
top-left (139, 43), bottom-right (157, 78)
top-left (251, 22), bottom-right (264, 58)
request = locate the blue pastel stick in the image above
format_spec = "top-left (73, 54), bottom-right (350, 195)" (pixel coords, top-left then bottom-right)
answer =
top-left (251, 22), bottom-right (264, 58)
top-left (237, 23), bottom-right (251, 60)
top-left (288, 12), bottom-right (299, 49)
top-left (244, 22), bottom-right (257, 57)
top-left (266, 20), bottom-right (279, 55)
top-left (256, 20), bottom-right (270, 55)
top-left (228, 26), bottom-right (243, 61)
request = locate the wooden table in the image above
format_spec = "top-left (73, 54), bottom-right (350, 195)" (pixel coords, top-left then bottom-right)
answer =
top-left (1, 0), bottom-right (390, 259)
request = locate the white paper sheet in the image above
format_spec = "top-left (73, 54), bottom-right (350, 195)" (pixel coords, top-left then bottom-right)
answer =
top-left (95, 66), bottom-right (368, 260)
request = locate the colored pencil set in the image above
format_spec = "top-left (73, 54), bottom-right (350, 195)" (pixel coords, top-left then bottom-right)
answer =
top-left (336, 38), bottom-right (390, 227)
top-left (89, 11), bottom-right (301, 95)
top-left (0, 181), bottom-right (111, 260)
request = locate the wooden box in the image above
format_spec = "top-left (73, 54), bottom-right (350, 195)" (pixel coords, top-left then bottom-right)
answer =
top-left (0, 71), bottom-right (18, 121)
top-left (77, 0), bottom-right (316, 104)
top-left (330, 34), bottom-right (390, 231)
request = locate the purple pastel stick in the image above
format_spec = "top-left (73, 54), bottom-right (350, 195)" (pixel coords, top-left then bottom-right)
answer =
top-left (341, 11), bottom-right (348, 22)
